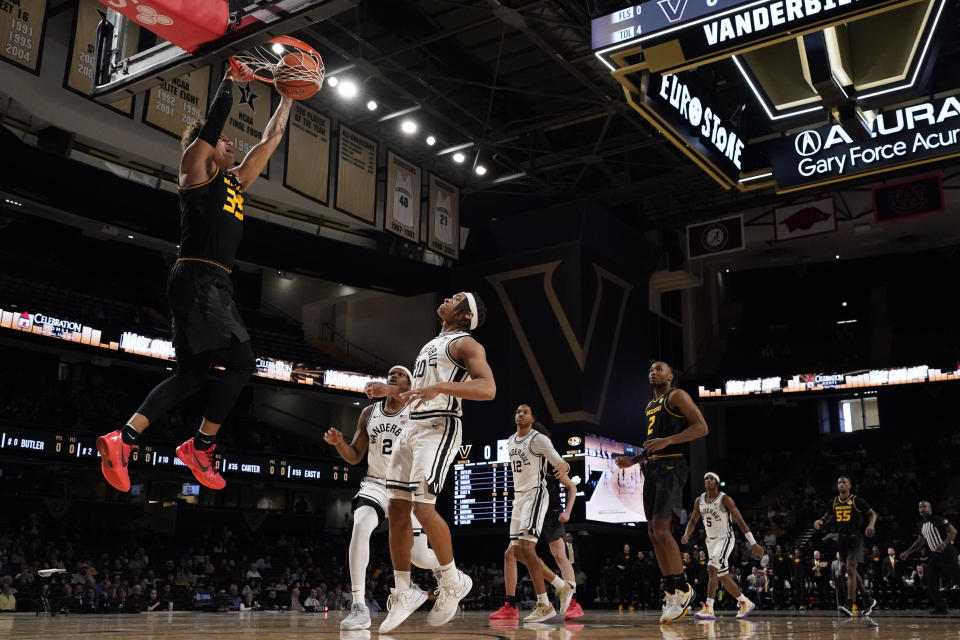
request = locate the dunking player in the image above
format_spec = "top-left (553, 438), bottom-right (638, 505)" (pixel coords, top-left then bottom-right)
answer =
top-left (814, 476), bottom-right (877, 616)
top-left (365, 292), bottom-right (495, 632)
top-left (615, 361), bottom-right (708, 623)
top-left (491, 406), bottom-right (579, 622)
top-left (681, 472), bottom-right (762, 620)
top-left (323, 365), bottom-right (441, 630)
top-left (96, 65), bottom-right (293, 492)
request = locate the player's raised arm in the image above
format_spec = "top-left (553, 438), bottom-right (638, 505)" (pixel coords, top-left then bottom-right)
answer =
top-left (324, 405), bottom-right (372, 465)
top-left (180, 65), bottom-right (249, 185)
top-left (231, 95), bottom-right (294, 190)
top-left (722, 495), bottom-right (763, 556)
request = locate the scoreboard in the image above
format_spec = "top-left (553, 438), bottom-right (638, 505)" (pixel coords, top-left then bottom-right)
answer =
top-left (0, 424), bottom-right (358, 487)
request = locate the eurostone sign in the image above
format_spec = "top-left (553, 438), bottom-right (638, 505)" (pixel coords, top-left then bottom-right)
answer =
top-left (593, 0), bottom-right (923, 73)
top-left (767, 94), bottom-right (960, 191)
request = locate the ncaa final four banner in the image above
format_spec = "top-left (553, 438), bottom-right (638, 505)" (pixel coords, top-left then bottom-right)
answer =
top-left (428, 175), bottom-right (459, 259)
top-left (384, 151), bottom-right (422, 243)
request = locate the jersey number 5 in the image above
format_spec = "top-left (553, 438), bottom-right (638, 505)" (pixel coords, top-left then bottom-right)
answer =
top-left (382, 438), bottom-right (393, 455)
top-left (704, 515), bottom-right (713, 527)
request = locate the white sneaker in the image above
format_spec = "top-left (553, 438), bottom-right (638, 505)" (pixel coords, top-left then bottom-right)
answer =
top-left (662, 585), bottom-right (694, 623)
top-left (659, 592), bottom-right (676, 623)
top-left (427, 569), bottom-right (473, 626)
top-left (524, 601), bottom-right (558, 622)
top-left (341, 601), bottom-right (371, 630)
top-left (556, 581), bottom-right (574, 617)
top-left (378, 587), bottom-right (427, 633)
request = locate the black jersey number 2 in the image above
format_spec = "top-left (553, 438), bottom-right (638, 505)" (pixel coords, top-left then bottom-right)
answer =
top-left (382, 438), bottom-right (393, 455)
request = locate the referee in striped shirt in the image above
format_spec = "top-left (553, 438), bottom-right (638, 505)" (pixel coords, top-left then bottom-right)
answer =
top-left (899, 501), bottom-right (959, 615)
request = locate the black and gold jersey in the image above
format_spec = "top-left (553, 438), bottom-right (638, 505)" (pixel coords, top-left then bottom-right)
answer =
top-left (644, 389), bottom-right (689, 458)
top-left (823, 494), bottom-right (872, 535)
top-left (178, 169), bottom-right (244, 267)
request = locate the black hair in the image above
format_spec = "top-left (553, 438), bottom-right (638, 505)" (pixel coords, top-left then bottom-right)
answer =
top-left (837, 475), bottom-right (851, 484)
top-left (517, 403), bottom-right (551, 438)
top-left (532, 421), bottom-right (552, 438)
top-left (454, 292), bottom-right (487, 331)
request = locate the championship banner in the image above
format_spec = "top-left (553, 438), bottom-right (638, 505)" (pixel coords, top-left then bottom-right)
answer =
top-left (385, 151), bottom-right (422, 242)
top-left (873, 174), bottom-right (944, 222)
top-left (225, 79), bottom-right (271, 178)
top-left (686, 214), bottom-right (744, 259)
top-left (0, 0), bottom-right (45, 73)
top-left (774, 197), bottom-right (837, 241)
top-left (335, 125), bottom-right (378, 225)
top-left (767, 94), bottom-right (960, 192)
top-left (142, 66), bottom-right (211, 139)
top-left (284, 102), bottom-right (330, 204)
top-left (428, 175), bottom-right (459, 259)
top-left (65, 0), bottom-right (135, 114)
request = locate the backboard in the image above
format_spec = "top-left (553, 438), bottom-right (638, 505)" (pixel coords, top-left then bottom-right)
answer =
top-left (91, 0), bottom-right (355, 103)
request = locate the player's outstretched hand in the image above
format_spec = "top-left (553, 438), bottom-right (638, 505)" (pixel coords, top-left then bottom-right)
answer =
top-left (614, 455), bottom-right (635, 469)
top-left (751, 543), bottom-right (764, 557)
top-left (226, 59), bottom-right (254, 82)
top-left (813, 519), bottom-right (823, 530)
top-left (680, 533), bottom-right (690, 545)
top-left (399, 385), bottom-right (440, 409)
top-left (865, 525), bottom-right (875, 537)
top-left (365, 381), bottom-right (391, 398)
top-left (899, 550), bottom-right (910, 561)
top-left (323, 428), bottom-right (343, 446)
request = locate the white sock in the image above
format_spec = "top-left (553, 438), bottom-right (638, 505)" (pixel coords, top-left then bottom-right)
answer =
top-left (706, 597), bottom-right (715, 607)
top-left (537, 592), bottom-right (549, 606)
top-left (551, 575), bottom-right (565, 589)
top-left (394, 571), bottom-right (411, 591)
top-left (737, 593), bottom-right (749, 603)
top-left (351, 587), bottom-right (364, 606)
top-left (440, 561), bottom-right (457, 585)
top-left (569, 581), bottom-right (576, 590)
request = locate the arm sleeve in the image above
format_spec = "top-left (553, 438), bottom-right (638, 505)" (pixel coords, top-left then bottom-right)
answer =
top-left (530, 433), bottom-right (564, 466)
top-left (196, 78), bottom-right (235, 147)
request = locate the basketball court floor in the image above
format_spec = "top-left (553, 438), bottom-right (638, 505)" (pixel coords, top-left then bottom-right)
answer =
top-left (1, 610), bottom-right (955, 639)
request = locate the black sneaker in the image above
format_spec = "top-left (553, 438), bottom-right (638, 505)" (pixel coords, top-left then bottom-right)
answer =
top-left (838, 604), bottom-right (854, 617)
top-left (863, 597), bottom-right (877, 616)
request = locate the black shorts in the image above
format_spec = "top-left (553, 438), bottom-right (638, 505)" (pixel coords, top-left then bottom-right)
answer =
top-left (642, 457), bottom-right (688, 520)
top-left (352, 495), bottom-right (386, 526)
top-left (539, 512), bottom-right (566, 544)
top-left (168, 261), bottom-right (249, 353)
top-left (837, 533), bottom-right (864, 563)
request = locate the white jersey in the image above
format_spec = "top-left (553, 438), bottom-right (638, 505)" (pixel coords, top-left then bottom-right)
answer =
top-left (698, 492), bottom-right (733, 539)
top-left (393, 173), bottom-right (414, 227)
top-left (508, 430), bottom-right (557, 492)
top-left (434, 191), bottom-right (454, 244)
top-left (409, 331), bottom-right (472, 419)
top-left (364, 400), bottom-right (409, 480)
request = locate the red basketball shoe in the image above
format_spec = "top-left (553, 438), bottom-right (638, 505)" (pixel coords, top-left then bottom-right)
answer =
top-left (489, 602), bottom-right (519, 620)
top-left (565, 598), bottom-right (584, 620)
top-left (96, 430), bottom-right (133, 492)
top-left (176, 439), bottom-right (226, 490)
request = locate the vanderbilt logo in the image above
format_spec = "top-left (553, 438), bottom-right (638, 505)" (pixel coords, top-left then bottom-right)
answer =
top-left (487, 262), bottom-right (632, 424)
top-left (457, 444), bottom-right (472, 460)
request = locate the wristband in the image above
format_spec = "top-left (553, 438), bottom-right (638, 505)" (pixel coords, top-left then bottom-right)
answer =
top-left (745, 532), bottom-right (757, 545)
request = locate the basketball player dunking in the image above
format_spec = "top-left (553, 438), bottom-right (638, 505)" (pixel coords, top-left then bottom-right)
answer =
top-left (324, 365), bottom-right (442, 630)
top-left (681, 472), bottom-right (762, 620)
top-left (97, 64), bottom-right (293, 492)
top-left (364, 292), bottom-right (495, 632)
top-left (615, 361), bottom-right (708, 623)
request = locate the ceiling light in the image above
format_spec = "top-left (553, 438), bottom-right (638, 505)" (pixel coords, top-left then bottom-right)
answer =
top-left (127, 235), bottom-right (134, 239)
top-left (474, 165), bottom-right (487, 176)
top-left (366, 100), bottom-right (377, 111)
top-left (452, 152), bottom-right (465, 163)
top-left (835, 254), bottom-right (840, 260)
top-left (337, 80), bottom-right (358, 99)
top-left (725, 269), bottom-right (730, 273)
top-left (271, 43), bottom-right (285, 55)
top-left (401, 119), bottom-right (417, 134)
top-left (426, 135), bottom-right (436, 146)
top-left (327, 76), bottom-right (339, 87)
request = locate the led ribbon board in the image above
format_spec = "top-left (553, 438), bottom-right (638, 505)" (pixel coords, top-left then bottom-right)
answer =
top-left (593, 0), bottom-right (925, 74)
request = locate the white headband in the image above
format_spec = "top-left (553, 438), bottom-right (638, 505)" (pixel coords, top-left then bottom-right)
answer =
top-left (463, 292), bottom-right (478, 331)
top-left (704, 472), bottom-right (720, 483)
top-left (390, 365), bottom-right (413, 381)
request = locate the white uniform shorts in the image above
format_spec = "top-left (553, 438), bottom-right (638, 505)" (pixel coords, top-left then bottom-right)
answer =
top-left (706, 533), bottom-right (736, 576)
top-left (386, 415), bottom-right (462, 504)
top-left (353, 477), bottom-right (424, 532)
top-left (509, 484), bottom-right (549, 544)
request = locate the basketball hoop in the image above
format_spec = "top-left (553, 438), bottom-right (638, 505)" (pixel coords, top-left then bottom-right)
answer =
top-left (229, 35), bottom-right (324, 88)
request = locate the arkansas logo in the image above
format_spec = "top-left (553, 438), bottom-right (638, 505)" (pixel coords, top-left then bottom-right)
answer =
top-left (781, 207), bottom-right (830, 232)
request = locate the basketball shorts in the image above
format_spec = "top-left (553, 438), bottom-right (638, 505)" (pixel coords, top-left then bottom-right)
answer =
top-left (510, 485), bottom-right (549, 544)
top-left (168, 261), bottom-right (249, 353)
top-left (386, 415), bottom-right (461, 504)
top-left (706, 534), bottom-right (736, 576)
top-left (352, 477), bottom-right (424, 532)
top-left (642, 457), bottom-right (688, 520)
top-left (539, 511), bottom-right (566, 544)
top-left (837, 533), bottom-right (864, 563)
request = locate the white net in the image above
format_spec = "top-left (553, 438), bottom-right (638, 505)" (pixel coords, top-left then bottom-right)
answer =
top-left (231, 39), bottom-right (324, 86)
